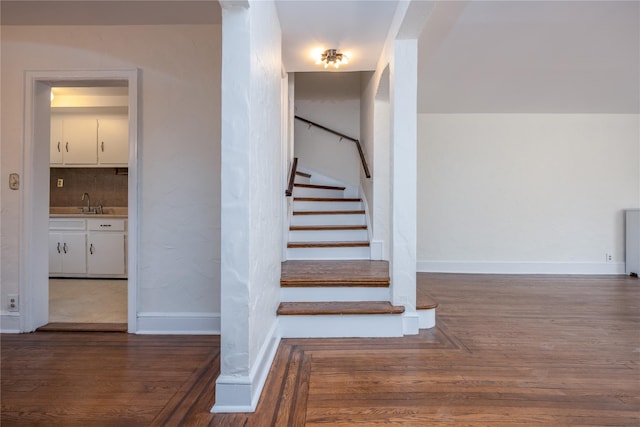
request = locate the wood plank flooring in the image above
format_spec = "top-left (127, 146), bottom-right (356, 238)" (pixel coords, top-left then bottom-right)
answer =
top-left (3, 273), bottom-right (639, 426)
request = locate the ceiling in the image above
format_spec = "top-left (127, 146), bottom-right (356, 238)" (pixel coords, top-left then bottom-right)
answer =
top-left (418, 1), bottom-right (640, 113)
top-left (275, 0), bottom-right (398, 72)
top-left (2, 0), bottom-right (638, 113)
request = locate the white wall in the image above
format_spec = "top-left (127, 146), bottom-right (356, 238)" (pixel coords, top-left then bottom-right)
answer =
top-left (417, 113), bottom-right (640, 274)
top-left (215, 0), bottom-right (282, 412)
top-left (0, 24), bottom-right (221, 328)
top-left (294, 72), bottom-right (361, 187)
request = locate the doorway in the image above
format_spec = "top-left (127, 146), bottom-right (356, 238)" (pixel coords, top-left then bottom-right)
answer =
top-left (22, 70), bottom-right (139, 333)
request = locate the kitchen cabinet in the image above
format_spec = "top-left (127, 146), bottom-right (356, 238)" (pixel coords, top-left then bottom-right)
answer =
top-left (50, 115), bottom-right (64, 165)
top-left (87, 219), bottom-right (126, 276)
top-left (49, 217), bottom-right (127, 278)
top-left (49, 116), bottom-right (98, 165)
top-left (50, 113), bottom-right (128, 167)
top-left (49, 219), bottom-right (87, 275)
top-left (97, 117), bottom-right (129, 165)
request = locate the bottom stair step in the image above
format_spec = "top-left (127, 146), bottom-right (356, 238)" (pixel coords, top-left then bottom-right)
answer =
top-left (287, 241), bottom-right (369, 248)
top-left (277, 301), bottom-right (404, 316)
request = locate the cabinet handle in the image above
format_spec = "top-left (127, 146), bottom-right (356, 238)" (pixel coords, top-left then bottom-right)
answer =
top-left (57, 141), bottom-right (61, 152)
top-left (65, 142), bottom-right (69, 152)
top-left (57, 242), bottom-right (61, 253)
top-left (101, 141), bottom-right (104, 152)
top-left (63, 242), bottom-right (68, 254)
top-left (89, 243), bottom-right (94, 255)
top-left (100, 224), bottom-right (112, 228)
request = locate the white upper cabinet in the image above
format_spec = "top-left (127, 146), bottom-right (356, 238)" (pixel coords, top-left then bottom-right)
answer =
top-left (97, 117), bottom-right (129, 165)
top-left (62, 117), bottom-right (98, 164)
top-left (50, 115), bottom-right (64, 165)
top-left (50, 112), bottom-right (128, 167)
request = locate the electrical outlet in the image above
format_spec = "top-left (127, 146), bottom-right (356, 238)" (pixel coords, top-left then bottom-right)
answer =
top-left (8, 294), bottom-right (19, 312)
top-left (605, 253), bottom-right (613, 263)
top-left (57, 178), bottom-right (64, 187)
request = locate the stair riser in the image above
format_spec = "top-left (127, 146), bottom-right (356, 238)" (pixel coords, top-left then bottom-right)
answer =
top-left (293, 187), bottom-right (344, 198)
top-left (418, 308), bottom-right (436, 329)
top-left (279, 314), bottom-right (404, 338)
top-left (286, 246), bottom-right (370, 260)
top-left (288, 229), bottom-right (369, 242)
top-left (293, 201), bottom-right (363, 211)
top-left (281, 287), bottom-right (390, 302)
top-left (294, 176), bottom-right (311, 185)
top-left (291, 214), bottom-right (366, 226)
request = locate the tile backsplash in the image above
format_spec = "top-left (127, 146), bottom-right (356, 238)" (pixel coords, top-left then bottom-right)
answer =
top-left (50, 168), bottom-right (128, 207)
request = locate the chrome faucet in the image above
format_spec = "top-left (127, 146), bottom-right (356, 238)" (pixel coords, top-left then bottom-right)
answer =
top-left (81, 192), bottom-right (91, 213)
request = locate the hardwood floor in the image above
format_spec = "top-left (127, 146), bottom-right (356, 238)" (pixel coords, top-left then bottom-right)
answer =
top-left (2, 274), bottom-right (639, 425)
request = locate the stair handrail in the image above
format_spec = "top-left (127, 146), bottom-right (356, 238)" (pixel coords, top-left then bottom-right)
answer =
top-left (295, 115), bottom-right (371, 179)
top-left (285, 157), bottom-right (298, 197)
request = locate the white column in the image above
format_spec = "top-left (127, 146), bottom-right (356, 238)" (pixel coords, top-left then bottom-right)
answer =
top-left (391, 39), bottom-right (418, 314)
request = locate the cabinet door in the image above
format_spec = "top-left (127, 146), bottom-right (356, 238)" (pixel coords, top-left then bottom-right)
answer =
top-left (49, 232), bottom-right (63, 274)
top-left (61, 232), bottom-right (87, 274)
top-left (87, 232), bottom-right (125, 275)
top-left (50, 115), bottom-right (63, 165)
top-left (63, 117), bottom-right (98, 165)
top-left (97, 117), bottom-right (129, 165)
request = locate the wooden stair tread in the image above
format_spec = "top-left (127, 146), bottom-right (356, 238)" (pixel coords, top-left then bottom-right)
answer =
top-left (277, 301), bottom-right (404, 316)
top-left (294, 183), bottom-right (345, 191)
top-left (290, 225), bottom-right (367, 231)
top-left (37, 323), bottom-right (128, 332)
top-left (417, 293), bottom-right (439, 310)
top-left (294, 197), bottom-right (361, 202)
top-left (295, 171), bottom-right (311, 178)
top-left (287, 241), bottom-right (370, 248)
top-left (293, 210), bottom-right (365, 215)
top-left (281, 260), bottom-right (390, 287)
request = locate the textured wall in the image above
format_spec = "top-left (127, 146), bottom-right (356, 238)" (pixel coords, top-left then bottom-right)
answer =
top-left (1, 24), bottom-right (221, 319)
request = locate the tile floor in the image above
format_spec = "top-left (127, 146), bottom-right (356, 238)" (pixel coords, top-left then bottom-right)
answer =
top-left (49, 279), bottom-right (127, 323)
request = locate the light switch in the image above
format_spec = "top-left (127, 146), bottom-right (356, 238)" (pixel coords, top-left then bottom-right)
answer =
top-left (9, 173), bottom-right (19, 190)
top-left (57, 178), bottom-right (64, 188)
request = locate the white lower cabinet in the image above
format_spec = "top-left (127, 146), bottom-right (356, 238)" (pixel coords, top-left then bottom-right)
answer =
top-left (49, 231), bottom-right (87, 275)
top-left (87, 219), bottom-right (126, 276)
top-left (49, 217), bottom-right (127, 278)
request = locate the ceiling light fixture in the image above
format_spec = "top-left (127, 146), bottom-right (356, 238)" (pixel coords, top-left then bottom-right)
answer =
top-left (316, 49), bottom-right (350, 69)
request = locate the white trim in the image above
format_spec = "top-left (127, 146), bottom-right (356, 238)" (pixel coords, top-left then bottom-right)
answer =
top-left (279, 314), bottom-right (404, 338)
top-left (417, 308), bottom-right (436, 329)
top-left (0, 314), bottom-right (22, 333)
top-left (136, 312), bottom-right (220, 335)
top-left (212, 322), bottom-right (281, 413)
top-left (370, 240), bottom-right (384, 261)
top-left (402, 311), bottom-right (420, 335)
top-left (417, 260), bottom-right (627, 275)
top-left (21, 69), bottom-right (139, 333)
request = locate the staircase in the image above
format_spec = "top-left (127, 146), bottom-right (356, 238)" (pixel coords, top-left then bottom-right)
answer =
top-left (279, 165), bottom-right (436, 338)
top-left (286, 170), bottom-right (370, 260)
top-left (278, 260), bottom-right (405, 338)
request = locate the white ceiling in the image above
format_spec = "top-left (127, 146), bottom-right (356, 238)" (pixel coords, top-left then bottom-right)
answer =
top-left (275, 0), bottom-right (399, 72)
top-left (418, 1), bottom-right (640, 113)
top-left (2, 0), bottom-right (638, 113)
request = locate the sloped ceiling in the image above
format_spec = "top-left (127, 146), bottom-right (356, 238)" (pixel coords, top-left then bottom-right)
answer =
top-left (2, 0), bottom-right (638, 113)
top-left (418, 1), bottom-right (640, 113)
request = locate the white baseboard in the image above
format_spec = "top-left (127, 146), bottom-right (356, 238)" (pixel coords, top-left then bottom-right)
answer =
top-left (402, 311), bottom-right (420, 335)
top-left (135, 312), bottom-right (220, 334)
top-left (211, 322), bottom-right (281, 413)
top-left (0, 313), bottom-right (21, 333)
top-left (417, 260), bottom-right (626, 275)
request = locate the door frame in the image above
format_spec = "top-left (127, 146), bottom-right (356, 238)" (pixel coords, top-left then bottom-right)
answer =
top-left (22, 69), bottom-right (139, 332)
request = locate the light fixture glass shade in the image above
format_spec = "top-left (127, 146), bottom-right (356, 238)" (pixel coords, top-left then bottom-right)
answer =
top-left (318, 49), bottom-right (349, 69)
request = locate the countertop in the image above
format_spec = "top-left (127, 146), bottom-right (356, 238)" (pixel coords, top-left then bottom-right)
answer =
top-left (50, 207), bottom-right (128, 219)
